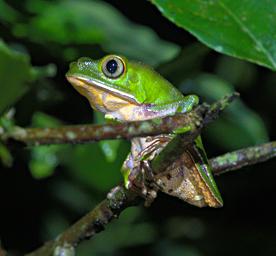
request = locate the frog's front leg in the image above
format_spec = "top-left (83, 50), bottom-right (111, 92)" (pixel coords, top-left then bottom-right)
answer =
top-left (121, 151), bottom-right (152, 196)
top-left (120, 136), bottom-right (171, 206)
top-left (121, 160), bottom-right (159, 207)
top-left (122, 136), bottom-right (171, 187)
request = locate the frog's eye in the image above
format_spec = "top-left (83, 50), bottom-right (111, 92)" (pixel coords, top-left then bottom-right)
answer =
top-left (102, 56), bottom-right (125, 79)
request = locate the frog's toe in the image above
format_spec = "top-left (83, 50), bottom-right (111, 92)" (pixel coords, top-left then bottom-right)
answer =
top-left (124, 179), bottom-right (131, 189)
top-left (142, 187), bottom-right (147, 196)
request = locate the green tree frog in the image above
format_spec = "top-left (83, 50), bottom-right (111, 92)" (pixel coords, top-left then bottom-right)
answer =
top-left (66, 54), bottom-right (223, 208)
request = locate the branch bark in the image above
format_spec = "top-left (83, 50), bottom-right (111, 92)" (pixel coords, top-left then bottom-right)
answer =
top-left (1, 93), bottom-right (274, 256)
top-left (0, 94), bottom-right (238, 147)
top-left (26, 141), bottom-right (276, 256)
top-left (210, 141), bottom-right (276, 175)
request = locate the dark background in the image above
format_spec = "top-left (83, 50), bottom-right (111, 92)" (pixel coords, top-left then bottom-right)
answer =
top-left (0, 0), bottom-right (275, 255)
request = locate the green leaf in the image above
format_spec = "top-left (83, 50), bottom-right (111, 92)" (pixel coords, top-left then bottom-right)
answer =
top-left (61, 141), bottom-right (129, 192)
top-left (0, 0), bottom-right (20, 24)
top-left (31, 111), bottom-right (62, 128)
top-left (28, 111), bottom-right (129, 188)
top-left (0, 142), bottom-right (13, 167)
top-left (215, 55), bottom-right (257, 90)
top-left (158, 43), bottom-right (210, 84)
top-left (15, 0), bottom-right (179, 66)
top-left (8, 0), bottom-right (180, 66)
top-left (0, 109), bottom-right (15, 132)
top-left (94, 112), bottom-right (121, 162)
top-left (180, 74), bottom-right (268, 150)
top-left (151, 0), bottom-right (276, 70)
top-left (29, 112), bottom-right (63, 179)
top-left (0, 40), bottom-right (34, 114)
top-left (29, 146), bottom-right (59, 179)
top-left (57, 112), bottom-right (129, 191)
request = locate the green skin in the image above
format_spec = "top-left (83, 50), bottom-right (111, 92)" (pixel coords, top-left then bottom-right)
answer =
top-left (66, 54), bottom-right (223, 207)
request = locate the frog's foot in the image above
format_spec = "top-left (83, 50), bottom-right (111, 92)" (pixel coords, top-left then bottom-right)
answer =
top-left (145, 134), bottom-right (173, 143)
top-left (144, 189), bottom-right (158, 207)
top-left (125, 163), bottom-right (159, 207)
top-left (137, 182), bottom-right (158, 207)
top-left (140, 161), bottom-right (160, 207)
top-left (137, 136), bottom-right (172, 161)
top-left (125, 180), bottom-right (158, 207)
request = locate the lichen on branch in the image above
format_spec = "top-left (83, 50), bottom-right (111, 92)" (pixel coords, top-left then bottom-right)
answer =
top-left (0, 93), bottom-right (238, 147)
top-left (26, 141), bottom-right (276, 256)
top-left (1, 93), bottom-right (275, 256)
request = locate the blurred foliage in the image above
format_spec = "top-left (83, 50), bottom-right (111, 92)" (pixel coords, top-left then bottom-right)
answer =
top-left (181, 73), bottom-right (268, 150)
top-left (77, 208), bottom-right (157, 255)
top-left (0, 142), bottom-right (12, 167)
top-left (0, 0), bottom-right (275, 255)
top-left (9, 0), bottom-right (180, 66)
top-left (0, 40), bottom-right (56, 114)
top-left (152, 0), bottom-right (276, 70)
top-left (0, 40), bottom-right (34, 113)
top-left (29, 112), bottom-right (62, 179)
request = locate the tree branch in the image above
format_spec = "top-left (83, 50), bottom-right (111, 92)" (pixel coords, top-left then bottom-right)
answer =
top-left (26, 141), bottom-right (276, 256)
top-left (210, 141), bottom-right (276, 175)
top-left (0, 93), bottom-right (238, 147)
top-left (1, 93), bottom-right (273, 255)
top-left (26, 186), bottom-right (139, 256)
top-left (151, 92), bottom-right (239, 173)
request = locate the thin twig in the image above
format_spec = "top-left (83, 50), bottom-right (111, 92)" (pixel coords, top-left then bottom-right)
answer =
top-left (0, 94), bottom-right (238, 147)
top-left (210, 141), bottom-right (276, 175)
top-left (26, 186), bottom-right (139, 256)
top-left (26, 141), bottom-right (276, 256)
top-left (1, 113), bottom-right (201, 146)
top-left (3, 93), bottom-right (274, 256)
top-left (151, 93), bottom-right (239, 173)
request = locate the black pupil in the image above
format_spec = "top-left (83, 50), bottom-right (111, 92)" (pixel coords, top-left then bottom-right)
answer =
top-left (106, 59), bottom-right (118, 74)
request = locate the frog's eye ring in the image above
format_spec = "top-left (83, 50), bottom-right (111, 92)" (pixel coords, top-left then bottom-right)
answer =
top-left (102, 55), bottom-right (125, 79)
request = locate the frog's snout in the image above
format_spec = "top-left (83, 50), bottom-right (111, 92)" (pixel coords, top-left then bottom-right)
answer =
top-left (77, 57), bottom-right (92, 67)
top-left (69, 61), bottom-right (77, 69)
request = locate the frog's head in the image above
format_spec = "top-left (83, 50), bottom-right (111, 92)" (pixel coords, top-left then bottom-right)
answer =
top-left (66, 54), bottom-right (195, 121)
top-left (66, 55), bottom-right (138, 106)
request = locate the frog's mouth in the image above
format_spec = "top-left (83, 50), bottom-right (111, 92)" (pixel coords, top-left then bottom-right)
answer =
top-left (66, 75), bottom-right (139, 105)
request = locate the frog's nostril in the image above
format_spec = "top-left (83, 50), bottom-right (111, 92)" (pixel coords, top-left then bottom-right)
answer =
top-left (77, 57), bottom-right (91, 67)
top-left (70, 61), bottom-right (77, 69)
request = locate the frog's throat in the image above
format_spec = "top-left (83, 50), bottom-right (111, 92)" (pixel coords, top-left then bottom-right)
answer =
top-left (66, 75), bottom-right (182, 121)
top-left (66, 75), bottom-right (138, 105)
